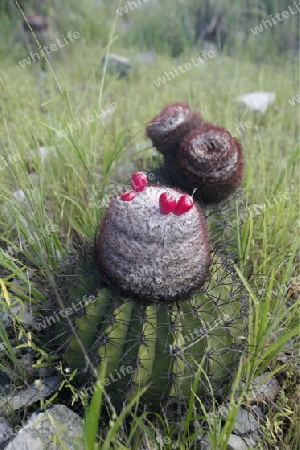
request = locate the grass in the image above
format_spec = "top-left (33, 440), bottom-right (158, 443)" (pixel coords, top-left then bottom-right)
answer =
top-left (0, 1), bottom-right (299, 449)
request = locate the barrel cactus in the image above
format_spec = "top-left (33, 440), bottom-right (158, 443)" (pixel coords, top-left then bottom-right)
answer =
top-left (49, 173), bottom-right (247, 411)
top-left (146, 103), bottom-right (245, 204)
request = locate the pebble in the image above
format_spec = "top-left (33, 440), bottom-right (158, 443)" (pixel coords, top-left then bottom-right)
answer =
top-left (227, 434), bottom-right (248, 450)
top-left (233, 408), bottom-right (260, 434)
top-left (38, 146), bottom-right (57, 164)
top-left (249, 372), bottom-right (280, 403)
top-left (10, 301), bottom-right (35, 326)
top-left (0, 416), bottom-right (13, 447)
top-left (235, 91), bottom-right (275, 113)
top-left (102, 53), bottom-right (131, 77)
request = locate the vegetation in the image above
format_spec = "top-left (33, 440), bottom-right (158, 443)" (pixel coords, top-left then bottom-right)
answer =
top-left (0, 0), bottom-right (299, 449)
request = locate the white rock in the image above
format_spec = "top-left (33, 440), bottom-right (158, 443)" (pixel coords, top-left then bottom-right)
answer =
top-left (236, 91), bottom-right (275, 113)
top-left (0, 417), bottom-right (13, 446)
top-left (38, 147), bottom-right (57, 164)
top-left (12, 189), bottom-right (25, 203)
top-left (227, 434), bottom-right (248, 450)
top-left (102, 53), bottom-right (131, 77)
top-left (233, 408), bottom-right (260, 434)
top-left (249, 372), bottom-right (280, 402)
top-left (4, 405), bottom-right (83, 450)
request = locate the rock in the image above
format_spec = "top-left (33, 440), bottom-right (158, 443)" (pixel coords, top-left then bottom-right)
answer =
top-left (12, 189), bottom-right (25, 203)
top-left (236, 91), bottom-right (275, 113)
top-left (10, 301), bottom-right (35, 326)
top-left (233, 408), bottom-right (260, 435)
top-left (0, 417), bottom-right (13, 447)
top-left (227, 434), bottom-right (248, 450)
top-left (4, 405), bottom-right (83, 450)
top-left (102, 53), bottom-right (131, 77)
top-left (0, 311), bottom-right (10, 328)
top-left (249, 372), bottom-right (280, 403)
top-left (38, 146), bottom-right (57, 164)
top-left (197, 434), bottom-right (211, 449)
top-left (0, 376), bottom-right (61, 415)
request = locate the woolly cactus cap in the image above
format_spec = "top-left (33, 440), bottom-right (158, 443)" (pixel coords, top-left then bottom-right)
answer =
top-left (95, 182), bottom-right (212, 303)
top-left (146, 102), bottom-right (203, 155)
top-left (177, 123), bottom-right (244, 204)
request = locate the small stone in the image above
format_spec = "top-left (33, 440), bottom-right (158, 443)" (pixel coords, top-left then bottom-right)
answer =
top-left (0, 416), bottom-right (13, 446)
top-left (233, 408), bottom-right (260, 434)
top-left (10, 301), bottom-right (35, 326)
top-left (38, 146), bottom-right (57, 164)
top-left (13, 189), bottom-right (25, 203)
top-left (0, 311), bottom-right (10, 328)
top-left (197, 434), bottom-right (211, 449)
top-left (236, 91), bottom-right (275, 113)
top-left (102, 53), bottom-right (131, 78)
top-left (4, 405), bottom-right (83, 450)
top-left (249, 372), bottom-right (280, 403)
top-left (227, 434), bottom-right (248, 450)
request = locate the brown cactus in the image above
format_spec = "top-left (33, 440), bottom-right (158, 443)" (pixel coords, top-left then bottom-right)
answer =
top-left (177, 123), bottom-right (245, 204)
top-left (146, 102), bottom-right (203, 155)
top-left (146, 103), bottom-right (245, 204)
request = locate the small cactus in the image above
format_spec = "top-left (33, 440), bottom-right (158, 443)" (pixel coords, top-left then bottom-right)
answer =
top-left (146, 103), bottom-right (245, 204)
top-left (146, 102), bottom-right (203, 155)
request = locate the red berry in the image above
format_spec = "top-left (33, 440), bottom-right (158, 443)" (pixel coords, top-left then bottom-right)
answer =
top-left (173, 195), bottom-right (194, 215)
top-left (121, 191), bottom-right (137, 201)
top-left (159, 192), bottom-right (177, 214)
top-left (131, 172), bottom-right (147, 192)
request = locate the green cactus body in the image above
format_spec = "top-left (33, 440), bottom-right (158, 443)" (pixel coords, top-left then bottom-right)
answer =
top-left (54, 252), bottom-right (246, 409)
top-left (50, 181), bottom-right (247, 410)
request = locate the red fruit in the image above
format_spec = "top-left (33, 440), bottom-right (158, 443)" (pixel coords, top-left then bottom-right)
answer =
top-left (121, 191), bottom-right (137, 201)
top-left (131, 172), bottom-right (147, 192)
top-left (173, 195), bottom-right (194, 215)
top-left (159, 192), bottom-right (177, 214)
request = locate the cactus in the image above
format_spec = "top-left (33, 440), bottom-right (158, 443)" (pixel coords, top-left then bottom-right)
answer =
top-left (146, 103), bottom-right (244, 204)
top-left (51, 175), bottom-right (247, 411)
top-left (95, 182), bottom-right (212, 303)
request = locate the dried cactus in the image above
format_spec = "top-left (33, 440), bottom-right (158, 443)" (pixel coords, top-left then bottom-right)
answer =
top-left (50, 174), bottom-right (247, 411)
top-left (146, 103), bottom-right (245, 204)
